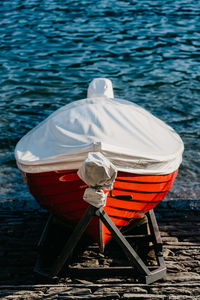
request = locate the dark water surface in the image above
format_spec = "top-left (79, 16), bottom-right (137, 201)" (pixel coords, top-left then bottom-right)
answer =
top-left (0, 0), bottom-right (200, 207)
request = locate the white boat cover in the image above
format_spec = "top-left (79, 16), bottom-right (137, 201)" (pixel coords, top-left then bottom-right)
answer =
top-left (15, 78), bottom-right (184, 175)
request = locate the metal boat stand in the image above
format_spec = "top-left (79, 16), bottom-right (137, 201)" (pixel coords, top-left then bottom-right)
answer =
top-left (34, 206), bottom-right (166, 284)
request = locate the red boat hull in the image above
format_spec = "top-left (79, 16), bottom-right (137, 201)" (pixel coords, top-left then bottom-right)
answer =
top-left (23, 169), bottom-right (178, 250)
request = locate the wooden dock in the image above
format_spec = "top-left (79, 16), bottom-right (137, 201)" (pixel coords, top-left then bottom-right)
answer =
top-left (0, 207), bottom-right (200, 299)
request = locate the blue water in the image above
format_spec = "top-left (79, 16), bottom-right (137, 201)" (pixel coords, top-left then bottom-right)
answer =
top-left (0, 0), bottom-right (200, 207)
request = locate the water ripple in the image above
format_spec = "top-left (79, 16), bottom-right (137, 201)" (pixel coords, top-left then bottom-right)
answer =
top-left (0, 0), bottom-right (200, 203)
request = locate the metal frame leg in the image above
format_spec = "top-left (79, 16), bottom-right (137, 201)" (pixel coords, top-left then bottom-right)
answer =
top-left (147, 210), bottom-right (166, 270)
top-left (37, 214), bottom-right (54, 249)
top-left (34, 206), bottom-right (166, 284)
top-left (34, 214), bottom-right (55, 277)
top-left (96, 208), bottom-right (151, 277)
top-left (50, 205), bottom-right (97, 277)
top-left (96, 208), bottom-right (166, 284)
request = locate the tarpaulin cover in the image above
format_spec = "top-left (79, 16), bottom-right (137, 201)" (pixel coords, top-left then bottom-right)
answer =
top-left (78, 152), bottom-right (117, 207)
top-left (15, 79), bottom-right (184, 175)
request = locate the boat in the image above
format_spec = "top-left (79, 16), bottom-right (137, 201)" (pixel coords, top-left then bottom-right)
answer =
top-left (15, 78), bottom-right (184, 251)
